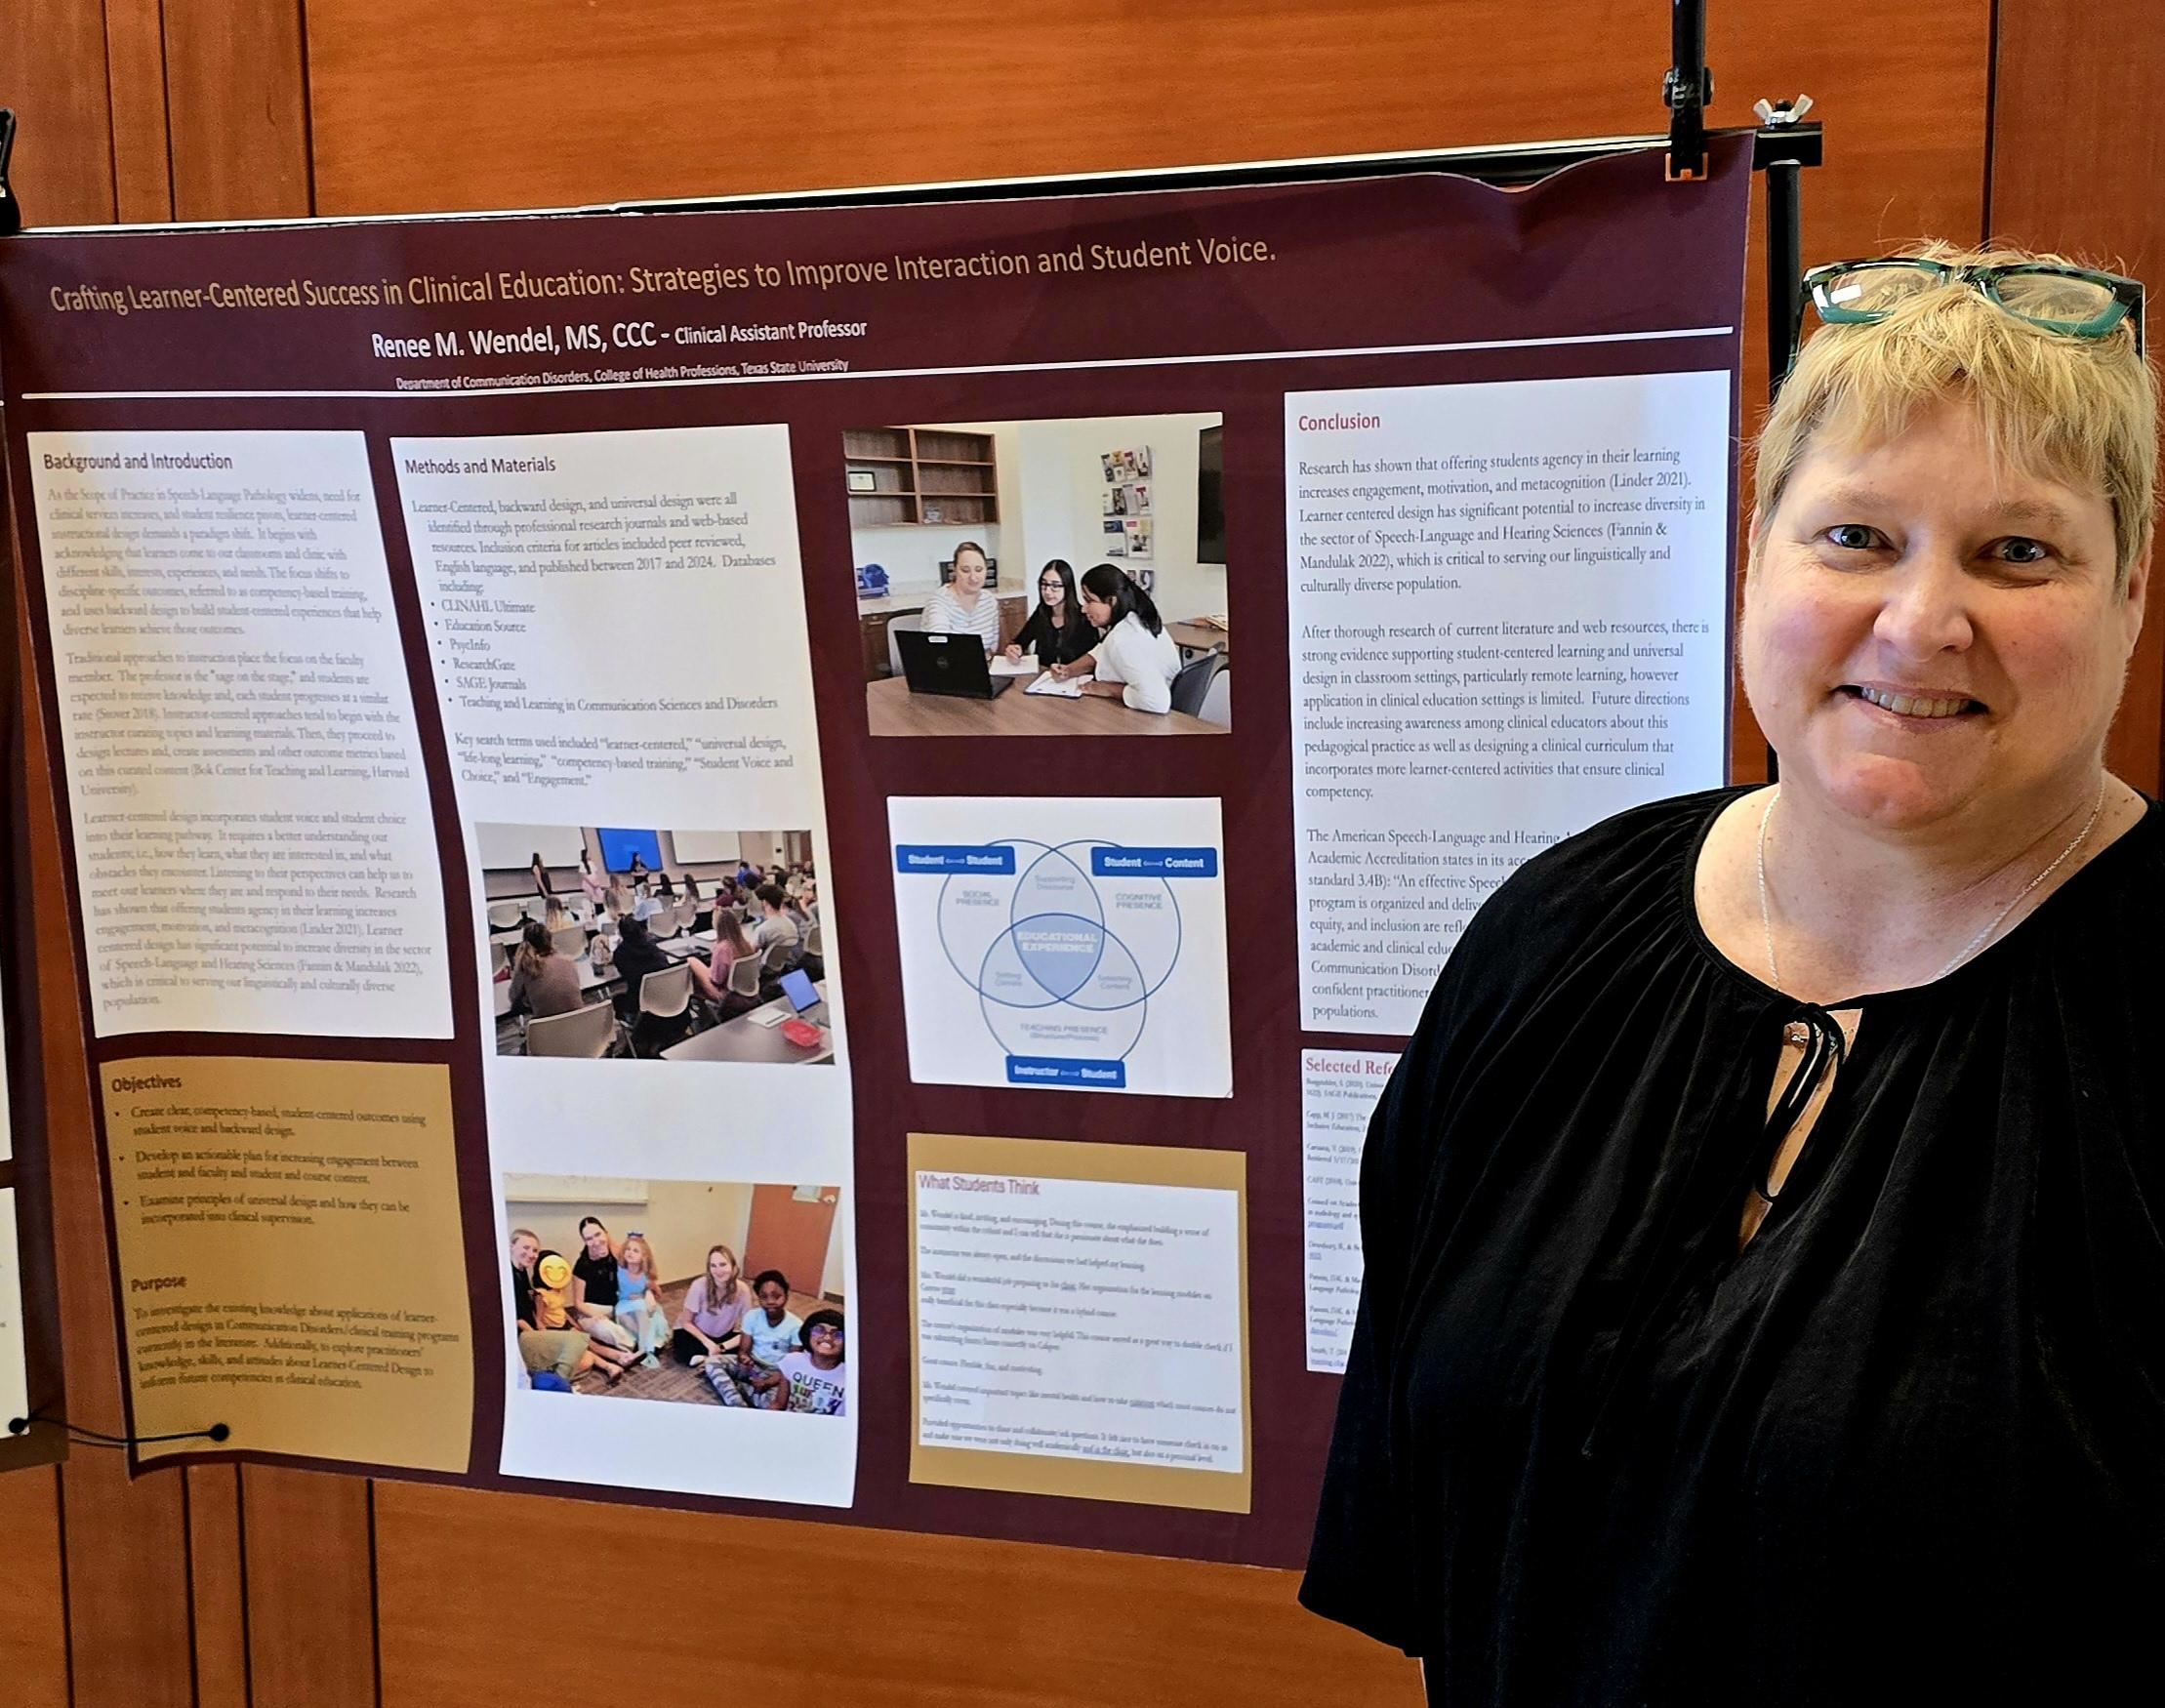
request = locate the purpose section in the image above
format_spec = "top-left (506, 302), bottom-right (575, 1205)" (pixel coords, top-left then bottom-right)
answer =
top-left (104, 1056), bottom-right (473, 1471)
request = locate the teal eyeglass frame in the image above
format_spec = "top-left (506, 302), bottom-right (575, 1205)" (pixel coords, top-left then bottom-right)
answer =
top-left (1798, 257), bottom-right (2146, 358)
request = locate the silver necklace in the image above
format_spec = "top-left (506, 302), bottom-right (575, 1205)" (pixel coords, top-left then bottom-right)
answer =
top-left (1755, 779), bottom-right (2107, 992)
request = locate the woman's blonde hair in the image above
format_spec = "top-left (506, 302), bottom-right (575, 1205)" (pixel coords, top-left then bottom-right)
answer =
top-left (1753, 241), bottom-right (2156, 587)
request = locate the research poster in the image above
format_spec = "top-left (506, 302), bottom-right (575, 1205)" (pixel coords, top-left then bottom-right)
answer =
top-left (0, 135), bottom-right (1746, 1562)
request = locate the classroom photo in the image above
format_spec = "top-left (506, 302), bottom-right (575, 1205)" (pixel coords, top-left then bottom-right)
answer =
top-left (846, 412), bottom-right (1233, 737)
top-left (478, 824), bottom-right (831, 1062)
top-left (506, 1174), bottom-right (847, 1413)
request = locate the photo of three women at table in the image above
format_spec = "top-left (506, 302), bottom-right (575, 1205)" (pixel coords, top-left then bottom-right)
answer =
top-left (920, 546), bottom-right (1226, 719)
top-left (496, 854), bottom-right (822, 1053)
top-left (510, 1218), bottom-right (845, 1414)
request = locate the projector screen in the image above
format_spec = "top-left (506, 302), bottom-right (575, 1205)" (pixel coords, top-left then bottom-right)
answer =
top-left (670, 830), bottom-right (746, 865)
top-left (477, 823), bottom-right (585, 871)
top-left (596, 828), bottom-right (664, 874)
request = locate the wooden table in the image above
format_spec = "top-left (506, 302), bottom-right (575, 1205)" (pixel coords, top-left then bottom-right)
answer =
top-left (661, 982), bottom-right (835, 1064)
top-left (865, 675), bottom-right (1227, 737)
top-left (1166, 620), bottom-right (1231, 664)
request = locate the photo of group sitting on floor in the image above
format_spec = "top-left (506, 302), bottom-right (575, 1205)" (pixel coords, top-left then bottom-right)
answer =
top-left (506, 1175), bottom-right (846, 1414)
top-left (479, 823), bottom-right (830, 1061)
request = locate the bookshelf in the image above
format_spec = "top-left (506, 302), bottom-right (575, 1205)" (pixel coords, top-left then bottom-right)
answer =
top-left (843, 427), bottom-right (999, 527)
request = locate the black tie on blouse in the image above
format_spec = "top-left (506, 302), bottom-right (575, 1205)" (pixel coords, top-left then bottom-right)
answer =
top-left (1579, 1002), bottom-right (1848, 1459)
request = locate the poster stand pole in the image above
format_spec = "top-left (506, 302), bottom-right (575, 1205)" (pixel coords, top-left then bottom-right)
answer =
top-left (0, 109), bottom-right (20, 238)
top-left (1664, 0), bottom-right (1713, 181)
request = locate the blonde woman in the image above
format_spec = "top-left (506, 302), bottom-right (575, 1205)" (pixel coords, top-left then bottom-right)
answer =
top-left (506, 919), bottom-right (580, 1019)
top-left (670, 1243), bottom-right (753, 1368)
top-left (1306, 246), bottom-right (2161, 1700)
top-left (917, 540), bottom-right (1001, 655)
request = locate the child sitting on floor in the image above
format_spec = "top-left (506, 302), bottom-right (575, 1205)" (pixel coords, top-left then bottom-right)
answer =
top-left (612, 1233), bottom-right (671, 1367)
top-left (703, 1269), bottom-right (801, 1408)
top-left (778, 1310), bottom-right (846, 1416)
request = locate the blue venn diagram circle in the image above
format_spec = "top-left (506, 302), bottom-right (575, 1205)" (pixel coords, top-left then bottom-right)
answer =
top-left (935, 840), bottom-right (1183, 1060)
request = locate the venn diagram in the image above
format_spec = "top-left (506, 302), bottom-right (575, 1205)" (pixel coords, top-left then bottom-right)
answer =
top-left (935, 839), bottom-right (1184, 1061)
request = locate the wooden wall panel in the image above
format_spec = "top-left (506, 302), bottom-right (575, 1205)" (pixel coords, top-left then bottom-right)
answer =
top-left (375, 1480), bottom-right (1422, 1706)
top-left (0, 1466), bottom-right (71, 1706)
top-left (102, 0), bottom-right (175, 223)
top-left (1, 0), bottom-right (117, 224)
top-left (1991, 0), bottom-right (2165, 789)
top-left (187, 1465), bottom-right (250, 1708)
top-left (240, 1468), bottom-right (379, 1708)
top-left (162, 0), bottom-right (313, 220)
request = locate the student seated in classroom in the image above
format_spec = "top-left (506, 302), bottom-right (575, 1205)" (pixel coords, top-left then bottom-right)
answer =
top-left (507, 919), bottom-right (583, 1020)
top-left (1050, 562), bottom-right (1183, 713)
top-left (608, 915), bottom-right (676, 1024)
top-left (916, 539), bottom-right (1001, 655)
top-left (1003, 558), bottom-right (1097, 671)
top-left (688, 909), bottom-right (758, 1013)
top-left (753, 883), bottom-right (801, 966)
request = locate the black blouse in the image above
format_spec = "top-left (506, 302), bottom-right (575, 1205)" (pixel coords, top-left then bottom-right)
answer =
top-left (1010, 601), bottom-right (1095, 670)
top-left (1303, 787), bottom-right (2165, 1704)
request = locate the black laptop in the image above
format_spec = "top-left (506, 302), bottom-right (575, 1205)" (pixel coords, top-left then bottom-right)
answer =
top-left (896, 627), bottom-right (1012, 699)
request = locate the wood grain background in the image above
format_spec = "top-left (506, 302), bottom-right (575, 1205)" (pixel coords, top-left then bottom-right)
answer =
top-left (1, 0), bottom-right (2157, 1699)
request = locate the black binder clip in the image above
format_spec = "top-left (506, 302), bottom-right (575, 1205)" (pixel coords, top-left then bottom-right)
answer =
top-left (0, 109), bottom-right (20, 237)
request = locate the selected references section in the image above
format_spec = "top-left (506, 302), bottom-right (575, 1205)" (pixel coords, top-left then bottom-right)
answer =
top-left (1287, 373), bottom-right (1733, 1034)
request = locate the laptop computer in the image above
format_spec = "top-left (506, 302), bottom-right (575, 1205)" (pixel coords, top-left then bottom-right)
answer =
top-left (752, 966), bottom-right (828, 1027)
top-left (897, 627), bottom-right (1012, 699)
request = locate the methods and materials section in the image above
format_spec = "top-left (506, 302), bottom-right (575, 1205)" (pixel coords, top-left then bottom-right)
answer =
top-left (102, 1056), bottom-right (473, 1470)
top-left (26, 431), bottom-right (452, 1038)
top-left (888, 797), bottom-right (1232, 1098)
top-left (1287, 372), bottom-right (1733, 1035)
top-left (1300, 1049), bottom-right (1399, 1374)
top-left (909, 1131), bottom-right (1248, 1513)
top-left (394, 424), bottom-right (809, 817)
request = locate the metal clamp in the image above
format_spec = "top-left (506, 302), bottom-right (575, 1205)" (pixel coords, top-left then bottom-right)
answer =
top-left (0, 109), bottom-right (20, 237)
